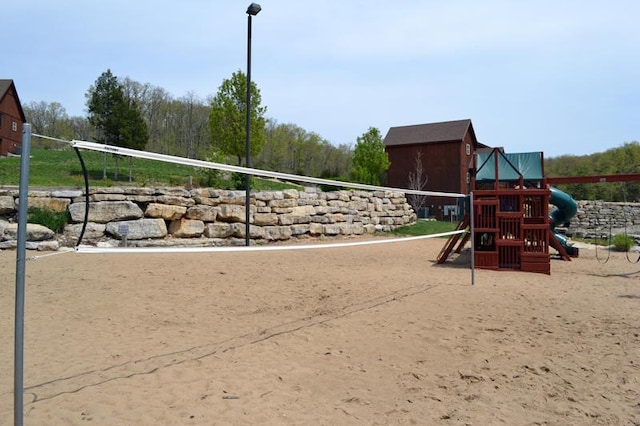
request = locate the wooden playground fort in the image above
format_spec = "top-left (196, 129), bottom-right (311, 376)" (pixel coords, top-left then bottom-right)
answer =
top-left (438, 148), bottom-right (578, 274)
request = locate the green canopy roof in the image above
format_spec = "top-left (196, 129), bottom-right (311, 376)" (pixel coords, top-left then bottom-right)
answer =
top-left (475, 151), bottom-right (543, 182)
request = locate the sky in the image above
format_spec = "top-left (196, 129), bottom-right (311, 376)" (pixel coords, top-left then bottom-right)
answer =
top-left (4, 1), bottom-right (639, 158)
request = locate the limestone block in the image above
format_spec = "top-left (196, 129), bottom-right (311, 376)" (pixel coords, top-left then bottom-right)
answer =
top-left (2, 223), bottom-right (55, 241)
top-left (254, 213), bottom-right (278, 226)
top-left (326, 213), bottom-right (345, 223)
top-left (297, 198), bottom-right (320, 206)
top-left (209, 189), bottom-right (230, 198)
top-left (91, 193), bottom-right (127, 202)
top-left (326, 199), bottom-right (344, 208)
top-left (69, 201), bottom-right (144, 224)
top-left (169, 218), bottom-right (205, 238)
top-left (24, 197), bottom-right (71, 212)
top-left (279, 214), bottom-right (311, 226)
top-left (254, 191), bottom-right (276, 201)
top-left (145, 203), bottom-right (187, 220)
top-left (156, 187), bottom-right (190, 197)
top-left (219, 196), bottom-right (247, 205)
top-left (186, 205), bottom-right (218, 222)
top-left (290, 205), bottom-right (316, 216)
top-left (231, 223), bottom-right (266, 239)
top-left (347, 200), bottom-right (368, 211)
top-left (271, 207), bottom-right (294, 214)
top-left (122, 187), bottom-right (156, 196)
top-left (127, 195), bottom-right (156, 204)
top-left (36, 240), bottom-right (60, 251)
top-left (310, 216), bottom-right (331, 224)
top-left (314, 205), bottom-right (329, 215)
top-left (291, 224), bottom-right (311, 236)
top-left (64, 222), bottom-right (106, 240)
top-left (269, 199), bottom-right (297, 209)
top-left (323, 224), bottom-right (341, 235)
top-left (106, 218), bottom-right (167, 240)
top-left (363, 224), bottom-right (377, 234)
top-left (0, 196), bottom-right (15, 214)
top-left (283, 189), bottom-right (299, 199)
top-left (343, 222), bottom-right (365, 235)
top-left (27, 190), bottom-right (50, 197)
top-left (193, 196), bottom-right (220, 206)
top-left (263, 226), bottom-right (293, 241)
top-left (189, 188), bottom-right (212, 198)
top-left (204, 223), bottom-right (235, 238)
top-left (338, 191), bottom-right (351, 202)
top-left (51, 190), bottom-right (83, 198)
top-left (218, 205), bottom-right (249, 222)
top-left (156, 195), bottom-right (195, 207)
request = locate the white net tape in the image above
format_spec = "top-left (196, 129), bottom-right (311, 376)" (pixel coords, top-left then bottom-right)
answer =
top-left (75, 231), bottom-right (466, 254)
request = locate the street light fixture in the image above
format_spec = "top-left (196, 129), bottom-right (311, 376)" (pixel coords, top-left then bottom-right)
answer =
top-left (245, 3), bottom-right (261, 246)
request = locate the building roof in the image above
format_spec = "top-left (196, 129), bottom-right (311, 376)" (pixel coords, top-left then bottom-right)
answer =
top-left (384, 119), bottom-right (479, 147)
top-left (0, 80), bottom-right (12, 96)
top-left (0, 79), bottom-right (26, 122)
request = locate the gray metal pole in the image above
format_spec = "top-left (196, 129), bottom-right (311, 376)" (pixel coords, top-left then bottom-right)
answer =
top-left (244, 13), bottom-right (253, 246)
top-left (15, 123), bottom-right (31, 426)
top-left (470, 191), bottom-right (475, 286)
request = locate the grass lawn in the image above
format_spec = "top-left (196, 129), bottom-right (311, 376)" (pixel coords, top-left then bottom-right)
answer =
top-left (388, 219), bottom-right (458, 237)
top-left (0, 148), bottom-right (301, 191)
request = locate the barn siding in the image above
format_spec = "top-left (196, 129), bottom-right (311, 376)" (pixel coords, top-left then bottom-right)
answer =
top-left (387, 140), bottom-right (473, 219)
top-left (0, 83), bottom-right (24, 156)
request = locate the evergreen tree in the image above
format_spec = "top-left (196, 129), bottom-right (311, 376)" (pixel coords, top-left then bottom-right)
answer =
top-left (86, 69), bottom-right (148, 180)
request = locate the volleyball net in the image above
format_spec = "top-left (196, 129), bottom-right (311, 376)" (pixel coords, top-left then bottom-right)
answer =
top-left (27, 133), bottom-right (468, 254)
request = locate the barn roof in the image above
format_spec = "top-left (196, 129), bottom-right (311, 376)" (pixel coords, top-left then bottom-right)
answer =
top-left (0, 80), bottom-right (12, 96)
top-left (384, 119), bottom-right (479, 147)
top-left (0, 79), bottom-right (26, 122)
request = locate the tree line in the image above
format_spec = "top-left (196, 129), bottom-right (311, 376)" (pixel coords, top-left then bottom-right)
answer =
top-left (23, 69), bottom-right (390, 187)
top-left (545, 141), bottom-right (640, 202)
top-left (23, 68), bottom-right (638, 201)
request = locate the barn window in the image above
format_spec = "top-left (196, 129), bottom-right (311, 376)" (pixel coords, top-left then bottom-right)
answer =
top-left (0, 114), bottom-right (3, 128)
top-left (465, 143), bottom-right (471, 155)
top-left (12, 121), bottom-right (18, 132)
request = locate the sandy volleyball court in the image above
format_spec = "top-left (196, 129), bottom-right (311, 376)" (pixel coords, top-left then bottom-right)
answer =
top-left (0, 238), bottom-right (639, 425)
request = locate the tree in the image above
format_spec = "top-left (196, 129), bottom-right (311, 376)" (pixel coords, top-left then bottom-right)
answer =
top-left (407, 151), bottom-right (429, 215)
top-left (208, 70), bottom-right (267, 165)
top-left (350, 127), bottom-right (390, 185)
top-left (86, 69), bottom-right (149, 180)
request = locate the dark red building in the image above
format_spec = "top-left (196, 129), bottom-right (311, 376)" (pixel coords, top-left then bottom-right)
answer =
top-left (0, 79), bottom-right (26, 156)
top-left (384, 119), bottom-right (488, 219)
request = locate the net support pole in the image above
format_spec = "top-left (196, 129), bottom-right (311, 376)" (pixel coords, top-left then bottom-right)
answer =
top-left (470, 191), bottom-right (475, 286)
top-left (244, 11), bottom-right (255, 247)
top-left (15, 123), bottom-right (31, 426)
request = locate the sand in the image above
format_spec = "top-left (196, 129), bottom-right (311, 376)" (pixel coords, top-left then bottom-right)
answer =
top-left (0, 238), bottom-right (639, 425)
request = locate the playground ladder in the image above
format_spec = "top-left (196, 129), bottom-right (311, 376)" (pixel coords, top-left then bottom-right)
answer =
top-left (436, 214), bottom-right (470, 264)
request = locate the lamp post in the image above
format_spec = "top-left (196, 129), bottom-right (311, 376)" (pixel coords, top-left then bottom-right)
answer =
top-left (245, 2), bottom-right (261, 246)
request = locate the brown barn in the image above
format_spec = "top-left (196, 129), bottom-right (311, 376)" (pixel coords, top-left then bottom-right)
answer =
top-left (384, 119), bottom-right (489, 219)
top-left (0, 79), bottom-right (26, 156)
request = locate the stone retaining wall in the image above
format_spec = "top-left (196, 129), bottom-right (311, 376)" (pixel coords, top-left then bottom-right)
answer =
top-left (565, 200), bottom-right (640, 238)
top-left (0, 186), bottom-right (417, 250)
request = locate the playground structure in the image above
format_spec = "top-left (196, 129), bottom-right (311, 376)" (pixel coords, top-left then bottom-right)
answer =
top-left (437, 148), bottom-right (579, 274)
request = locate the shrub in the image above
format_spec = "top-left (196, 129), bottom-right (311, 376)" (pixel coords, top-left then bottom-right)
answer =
top-left (611, 234), bottom-right (635, 252)
top-left (319, 176), bottom-right (351, 192)
top-left (28, 208), bottom-right (69, 233)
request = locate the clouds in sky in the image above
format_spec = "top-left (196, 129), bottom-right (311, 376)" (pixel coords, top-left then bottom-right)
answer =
top-left (5, 1), bottom-right (639, 157)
